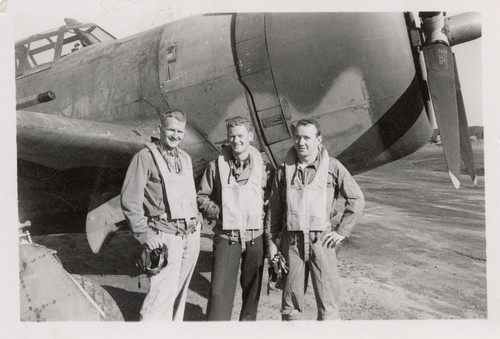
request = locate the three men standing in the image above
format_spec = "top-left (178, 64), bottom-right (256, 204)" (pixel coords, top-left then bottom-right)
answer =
top-left (266, 118), bottom-right (365, 320)
top-left (121, 111), bottom-right (201, 321)
top-left (121, 111), bottom-right (363, 321)
top-left (197, 117), bottom-right (272, 320)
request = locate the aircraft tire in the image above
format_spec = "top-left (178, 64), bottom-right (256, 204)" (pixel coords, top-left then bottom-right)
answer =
top-left (71, 274), bottom-right (124, 321)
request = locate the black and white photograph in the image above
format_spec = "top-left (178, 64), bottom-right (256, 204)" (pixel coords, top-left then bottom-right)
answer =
top-left (1, 0), bottom-right (499, 338)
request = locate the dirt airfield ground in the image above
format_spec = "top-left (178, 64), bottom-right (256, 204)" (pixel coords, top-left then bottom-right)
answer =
top-left (33, 143), bottom-right (486, 321)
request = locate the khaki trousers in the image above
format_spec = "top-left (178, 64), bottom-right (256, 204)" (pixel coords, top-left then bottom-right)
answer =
top-left (281, 227), bottom-right (341, 320)
top-left (140, 224), bottom-right (200, 321)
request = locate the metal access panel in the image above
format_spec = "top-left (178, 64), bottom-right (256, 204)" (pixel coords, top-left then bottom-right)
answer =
top-left (158, 14), bottom-right (254, 153)
top-left (235, 13), bottom-right (292, 148)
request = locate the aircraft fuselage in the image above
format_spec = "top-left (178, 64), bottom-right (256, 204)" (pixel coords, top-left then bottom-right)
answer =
top-left (16, 13), bottom-right (433, 175)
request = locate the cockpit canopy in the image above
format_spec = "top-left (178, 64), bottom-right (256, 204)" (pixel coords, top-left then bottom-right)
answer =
top-left (15, 19), bottom-right (115, 78)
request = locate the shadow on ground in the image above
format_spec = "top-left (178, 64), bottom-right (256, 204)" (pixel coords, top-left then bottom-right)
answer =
top-left (95, 247), bottom-right (213, 321)
top-left (103, 286), bottom-right (144, 321)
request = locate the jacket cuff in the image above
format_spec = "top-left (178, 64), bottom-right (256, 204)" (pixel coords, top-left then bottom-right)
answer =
top-left (334, 225), bottom-right (350, 237)
top-left (134, 229), bottom-right (157, 245)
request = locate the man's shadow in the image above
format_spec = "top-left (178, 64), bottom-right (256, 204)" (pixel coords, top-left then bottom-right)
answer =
top-left (102, 286), bottom-right (144, 321)
top-left (104, 234), bottom-right (213, 321)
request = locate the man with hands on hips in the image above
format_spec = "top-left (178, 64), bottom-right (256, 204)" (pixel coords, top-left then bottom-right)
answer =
top-left (266, 118), bottom-right (364, 320)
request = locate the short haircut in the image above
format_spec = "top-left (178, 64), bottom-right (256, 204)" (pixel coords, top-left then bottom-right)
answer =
top-left (225, 116), bottom-right (253, 132)
top-left (295, 118), bottom-right (321, 137)
top-left (160, 110), bottom-right (186, 126)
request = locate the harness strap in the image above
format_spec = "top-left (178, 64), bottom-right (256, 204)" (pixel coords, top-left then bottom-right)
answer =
top-left (303, 230), bottom-right (310, 262)
top-left (145, 143), bottom-right (197, 221)
top-left (240, 229), bottom-right (246, 251)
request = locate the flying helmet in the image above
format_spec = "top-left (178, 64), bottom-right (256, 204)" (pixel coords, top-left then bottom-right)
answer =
top-left (137, 247), bottom-right (168, 275)
top-left (267, 253), bottom-right (288, 294)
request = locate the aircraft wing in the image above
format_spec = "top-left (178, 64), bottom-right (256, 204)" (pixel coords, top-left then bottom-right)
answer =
top-left (17, 110), bottom-right (155, 170)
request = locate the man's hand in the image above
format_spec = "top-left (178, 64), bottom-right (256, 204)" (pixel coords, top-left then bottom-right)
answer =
top-left (320, 231), bottom-right (345, 249)
top-left (144, 235), bottom-right (163, 251)
top-left (267, 241), bottom-right (278, 262)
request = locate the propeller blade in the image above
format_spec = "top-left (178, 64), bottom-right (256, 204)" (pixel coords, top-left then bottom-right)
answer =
top-left (422, 42), bottom-right (461, 188)
top-left (453, 53), bottom-right (478, 186)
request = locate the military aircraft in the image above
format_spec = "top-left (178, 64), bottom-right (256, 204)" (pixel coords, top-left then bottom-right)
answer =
top-left (15, 12), bottom-right (481, 253)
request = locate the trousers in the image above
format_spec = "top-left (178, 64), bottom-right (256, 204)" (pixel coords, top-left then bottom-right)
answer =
top-left (140, 224), bottom-right (200, 321)
top-left (281, 227), bottom-right (341, 320)
top-left (207, 234), bottom-right (264, 321)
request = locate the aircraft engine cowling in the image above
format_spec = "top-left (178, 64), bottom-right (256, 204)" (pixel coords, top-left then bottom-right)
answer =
top-left (233, 13), bottom-right (432, 173)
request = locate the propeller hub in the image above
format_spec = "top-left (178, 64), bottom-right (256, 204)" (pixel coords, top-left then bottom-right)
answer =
top-left (420, 12), bottom-right (449, 46)
top-left (444, 13), bottom-right (481, 46)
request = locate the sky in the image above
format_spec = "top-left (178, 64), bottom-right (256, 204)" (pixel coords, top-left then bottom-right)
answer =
top-left (7, 0), bottom-right (485, 126)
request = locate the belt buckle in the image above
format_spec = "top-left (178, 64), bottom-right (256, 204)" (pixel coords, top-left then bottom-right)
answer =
top-left (191, 220), bottom-right (199, 233)
top-left (311, 231), bottom-right (320, 243)
top-left (175, 220), bottom-right (185, 238)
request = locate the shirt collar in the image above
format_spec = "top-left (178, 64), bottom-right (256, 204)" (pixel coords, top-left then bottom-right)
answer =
top-left (158, 143), bottom-right (179, 157)
top-left (230, 152), bottom-right (251, 169)
top-left (297, 150), bottom-right (321, 170)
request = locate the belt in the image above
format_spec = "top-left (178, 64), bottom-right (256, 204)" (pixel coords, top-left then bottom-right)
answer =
top-left (226, 229), bottom-right (259, 251)
top-left (237, 229), bottom-right (256, 252)
top-left (150, 213), bottom-right (199, 236)
top-left (290, 230), bottom-right (321, 262)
